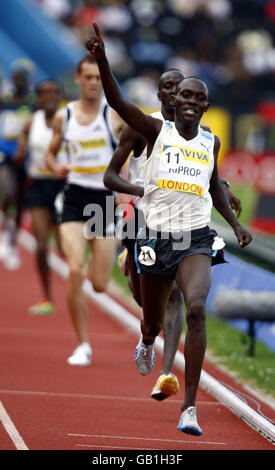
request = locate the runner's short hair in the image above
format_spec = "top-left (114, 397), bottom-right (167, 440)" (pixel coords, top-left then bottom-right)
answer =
top-left (76, 54), bottom-right (97, 73)
top-left (35, 79), bottom-right (63, 95)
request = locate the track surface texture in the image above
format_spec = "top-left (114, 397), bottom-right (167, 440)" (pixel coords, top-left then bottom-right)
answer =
top-left (0, 245), bottom-right (274, 456)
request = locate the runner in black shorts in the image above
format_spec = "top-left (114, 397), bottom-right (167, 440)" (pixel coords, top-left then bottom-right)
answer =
top-left (25, 178), bottom-right (64, 224)
top-left (86, 24), bottom-right (252, 435)
top-left (59, 183), bottom-right (115, 237)
top-left (46, 55), bottom-right (125, 366)
top-left (104, 69), bottom-right (242, 401)
top-left (15, 79), bottom-right (65, 316)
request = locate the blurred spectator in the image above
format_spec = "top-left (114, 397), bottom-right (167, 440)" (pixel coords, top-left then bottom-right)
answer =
top-left (32, 0), bottom-right (72, 19)
top-left (168, 0), bottom-right (231, 19)
top-left (24, 0), bottom-right (275, 114)
top-left (100, 4), bottom-right (133, 33)
top-left (265, 0), bottom-right (275, 21)
top-left (71, 4), bottom-right (102, 43)
top-left (104, 36), bottom-right (134, 77)
top-left (122, 68), bottom-right (160, 107)
top-left (236, 29), bottom-right (275, 75)
top-left (130, 0), bottom-right (164, 27)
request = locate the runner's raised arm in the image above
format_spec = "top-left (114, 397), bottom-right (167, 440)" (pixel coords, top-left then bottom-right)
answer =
top-left (85, 23), bottom-right (161, 153)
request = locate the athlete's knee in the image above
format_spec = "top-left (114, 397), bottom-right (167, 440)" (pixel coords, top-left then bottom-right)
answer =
top-left (89, 276), bottom-right (108, 293)
top-left (186, 298), bottom-right (206, 331)
top-left (68, 267), bottom-right (84, 288)
top-left (93, 283), bottom-right (106, 293)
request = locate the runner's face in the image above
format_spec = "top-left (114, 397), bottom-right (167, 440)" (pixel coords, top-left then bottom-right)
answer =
top-left (175, 79), bottom-right (209, 123)
top-left (76, 62), bottom-right (102, 100)
top-left (158, 72), bottom-right (184, 111)
top-left (38, 83), bottom-right (61, 114)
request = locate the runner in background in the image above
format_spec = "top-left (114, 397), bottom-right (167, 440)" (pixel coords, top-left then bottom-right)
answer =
top-left (46, 55), bottom-right (125, 366)
top-left (0, 68), bottom-right (35, 270)
top-left (14, 79), bottom-right (66, 316)
top-left (104, 69), bottom-right (242, 402)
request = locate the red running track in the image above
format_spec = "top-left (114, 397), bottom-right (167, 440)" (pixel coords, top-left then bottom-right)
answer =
top-left (0, 245), bottom-right (274, 452)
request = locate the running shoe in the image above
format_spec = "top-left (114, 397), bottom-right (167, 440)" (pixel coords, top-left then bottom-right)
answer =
top-left (117, 247), bottom-right (128, 276)
top-left (135, 336), bottom-right (155, 375)
top-left (151, 373), bottom-right (179, 401)
top-left (29, 300), bottom-right (55, 316)
top-left (177, 406), bottom-right (203, 436)
top-left (67, 342), bottom-right (92, 366)
top-left (4, 247), bottom-right (21, 270)
top-left (0, 231), bottom-right (11, 261)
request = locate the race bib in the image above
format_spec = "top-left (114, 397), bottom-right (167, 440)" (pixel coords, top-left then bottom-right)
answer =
top-left (158, 144), bottom-right (210, 197)
top-left (138, 246), bottom-right (156, 266)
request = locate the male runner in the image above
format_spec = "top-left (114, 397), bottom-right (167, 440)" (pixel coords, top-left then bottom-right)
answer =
top-left (104, 69), bottom-right (242, 401)
top-left (15, 79), bottom-right (65, 315)
top-left (46, 54), bottom-right (125, 365)
top-left (85, 24), bottom-right (252, 434)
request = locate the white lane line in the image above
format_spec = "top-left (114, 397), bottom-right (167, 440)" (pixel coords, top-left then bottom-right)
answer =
top-left (68, 433), bottom-right (227, 446)
top-left (18, 228), bottom-right (275, 444)
top-left (0, 401), bottom-right (28, 450)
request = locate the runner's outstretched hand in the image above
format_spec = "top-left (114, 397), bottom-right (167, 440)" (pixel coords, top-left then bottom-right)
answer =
top-left (85, 22), bottom-right (105, 60)
top-left (234, 225), bottom-right (252, 248)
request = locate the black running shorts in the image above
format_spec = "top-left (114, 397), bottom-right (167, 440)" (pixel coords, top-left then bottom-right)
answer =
top-left (58, 183), bottom-right (116, 237)
top-left (25, 178), bottom-right (65, 223)
top-left (135, 225), bottom-right (226, 278)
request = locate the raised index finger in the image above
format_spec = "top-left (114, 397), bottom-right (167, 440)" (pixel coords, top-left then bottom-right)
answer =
top-left (92, 22), bottom-right (103, 42)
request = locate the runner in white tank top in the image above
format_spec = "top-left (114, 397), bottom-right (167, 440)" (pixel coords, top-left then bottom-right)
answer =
top-left (64, 97), bottom-right (118, 190)
top-left (103, 69), bottom-right (243, 403)
top-left (141, 121), bottom-right (215, 233)
top-left (27, 108), bottom-right (66, 179)
top-left (14, 80), bottom-right (65, 316)
top-left (46, 55), bottom-right (125, 366)
top-left (86, 25), bottom-right (252, 435)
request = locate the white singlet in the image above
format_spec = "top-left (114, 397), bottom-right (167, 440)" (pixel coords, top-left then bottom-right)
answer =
top-left (28, 109), bottom-right (66, 179)
top-left (64, 98), bottom-right (118, 190)
top-left (126, 111), bottom-right (162, 208)
top-left (141, 121), bottom-right (215, 232)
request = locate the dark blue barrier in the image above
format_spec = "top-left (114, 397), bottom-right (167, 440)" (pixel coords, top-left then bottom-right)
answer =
top-left (207, 251), bottom-right (275, 351)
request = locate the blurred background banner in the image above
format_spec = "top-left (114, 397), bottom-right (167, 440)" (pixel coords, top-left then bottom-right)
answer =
top-left (0, 0), bottom-right (83, 80)
top-left (0, 0), bottom-right (274, 350)
top-left (220, 150), bottom-right (275, 232)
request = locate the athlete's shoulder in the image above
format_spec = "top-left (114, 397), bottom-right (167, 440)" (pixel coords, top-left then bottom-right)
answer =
top-left (32, 108), bottom-right (44, 118)
top-left (199, 126), bottom-right (213, 141)
top-left (150, 110), bottom-right (163, 120)
top-left (51, 107), bottom-right (67, 133)
top-left (200, 124), bottom-right (211, 133)
top-left (213, 134), bottom-right (221, 156)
